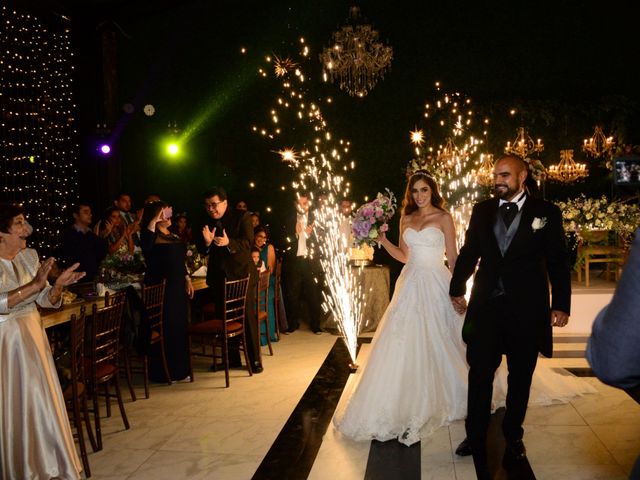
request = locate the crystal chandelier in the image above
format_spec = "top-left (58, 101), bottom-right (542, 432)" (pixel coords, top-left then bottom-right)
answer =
top-left (475, 153), bottom-right (494, 186)
top-left (320, 7), bottom-right (393, 98)
top-left (547, 149), bottom-right (588, 183)
top-left (582, 126), bottom-right (615, 158)
top-left (504, 127), bottom-right (544, 158)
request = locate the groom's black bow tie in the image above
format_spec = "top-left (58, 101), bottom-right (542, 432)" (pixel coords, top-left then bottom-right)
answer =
top-left (499, 192), bottom-right (526, 228)
top-left (499, 202), bottom-right (518, 228)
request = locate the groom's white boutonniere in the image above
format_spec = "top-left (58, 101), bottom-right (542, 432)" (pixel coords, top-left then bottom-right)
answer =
top-left (531, 217), bottom-right (547, 232)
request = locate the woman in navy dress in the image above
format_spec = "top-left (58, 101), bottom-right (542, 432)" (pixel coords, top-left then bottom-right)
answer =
top-left (141, 201), bottom-right (194, 382)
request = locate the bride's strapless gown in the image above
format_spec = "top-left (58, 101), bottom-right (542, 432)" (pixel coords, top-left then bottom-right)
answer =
top-left (333, 227), bottom-right (595, 446)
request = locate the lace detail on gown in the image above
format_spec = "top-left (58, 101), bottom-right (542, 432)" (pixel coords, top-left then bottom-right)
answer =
top-left (332, 227), bottom-right (595, 446)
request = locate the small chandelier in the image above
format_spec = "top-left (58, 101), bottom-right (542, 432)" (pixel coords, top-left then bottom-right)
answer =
top-left (437, 137), bottom-right (461, 172)
top-left (547, 149), bottom-right (588, 183)
top-left (504, 127), bottom-right (544, 159)
top-left (320, 7), bottom-right (393, 98)
top-left (475, 153), bottom-right (494, 186)
top-left (582, 126), bottom-right (615, 158)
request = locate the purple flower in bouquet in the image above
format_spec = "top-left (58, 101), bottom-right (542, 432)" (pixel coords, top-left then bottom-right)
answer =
top-left (351, 189), bottom-right (397, 247)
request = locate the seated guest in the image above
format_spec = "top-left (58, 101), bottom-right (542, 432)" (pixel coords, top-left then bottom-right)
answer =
top-left (250, 211), bottom-right (261, 229)
top-left (251, 247), bottom-right (266, 272)
top-left (169, 212), bottom-right (193, 244)
top-left (141, 201), bottom-right (193, 382)
top-left (60, 203), bottom-right (106, 281)
top-left (98, 206), bottom-right (135, 255)
top-left (114, 193), bottom-right (134, 225)
top-left (254, 226), bottom-right (278, 344)
top-left (114, 192), bottom-right (141, 247)
top-left (236, 200), bottom-right (248, 213)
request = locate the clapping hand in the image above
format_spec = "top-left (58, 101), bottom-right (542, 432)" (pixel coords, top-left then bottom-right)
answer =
top-left (126, 222), bottom-right (137, 236)
top-left (33, 257), bottom-right (56, 290)
top-left (202, 225), bottom-right (215, 246)
top-left (211, 227), bottom-right (229, 247)
top-left (55, 262), bottom-right (86, 288)
top-left (450, 295), bottom-right (467, 315)
top-left (305, 224), bottom-right (314, 236)
top-left (102, 219), bottom-right (114, 236)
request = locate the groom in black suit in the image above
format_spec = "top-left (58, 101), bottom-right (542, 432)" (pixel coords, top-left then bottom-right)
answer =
top-left (449, 155), bottom-right (571, 476)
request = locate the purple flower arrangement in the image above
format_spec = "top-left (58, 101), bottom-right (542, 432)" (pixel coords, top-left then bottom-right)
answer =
top-left (351, 189), bottom-right (397, 247)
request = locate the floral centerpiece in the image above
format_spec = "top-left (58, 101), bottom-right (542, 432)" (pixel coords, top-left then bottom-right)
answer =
top-left (351, 189), bottom-right (397, 247)
top-left (99, 249), bottom-right (145, 284)
top-left (185, 244), bottom-right (206, 274)
top-left (555, 194), bottom-right (640, 246)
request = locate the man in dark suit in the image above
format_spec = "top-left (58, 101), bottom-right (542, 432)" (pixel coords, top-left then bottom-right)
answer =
top-left (60, 203), bottom-right (106, 281)
top-left (201, 186), bottom-right (262, 373)
top-left (449, 155), bottom-right (571, 477)
top-left (283, 192), bottom-right (323, 334)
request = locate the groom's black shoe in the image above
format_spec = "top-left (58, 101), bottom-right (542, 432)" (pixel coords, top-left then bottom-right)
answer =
top-left (503, 439), bottom-right (527, 466)
top-left (455, 437), bottom-right (473, 456)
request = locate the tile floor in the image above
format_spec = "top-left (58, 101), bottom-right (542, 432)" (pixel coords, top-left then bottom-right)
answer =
top-left (82, 275), bottom-right (639, 479)
top-left (82, 326), bottom-right (639, 480)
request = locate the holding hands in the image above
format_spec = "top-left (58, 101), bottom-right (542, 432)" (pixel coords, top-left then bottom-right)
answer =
top-left (450, 296), bottom-right (467, 315)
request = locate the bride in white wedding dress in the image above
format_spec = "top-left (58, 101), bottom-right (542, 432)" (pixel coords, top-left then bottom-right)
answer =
top-left (332, 171), bottom-right (595, 446)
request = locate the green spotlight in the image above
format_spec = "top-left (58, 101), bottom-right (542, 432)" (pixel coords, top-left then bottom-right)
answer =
top-left (167, 143), bottom-right (179, 156)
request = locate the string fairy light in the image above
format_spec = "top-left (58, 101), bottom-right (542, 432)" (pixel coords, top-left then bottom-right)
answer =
top-left (1, 5), bottom-right (78, 254)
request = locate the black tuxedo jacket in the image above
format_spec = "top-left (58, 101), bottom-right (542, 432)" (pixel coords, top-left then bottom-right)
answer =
top-left (449, 196), bottom-right (571, 357)
top-left (201, 209), bottom-right (254, 286)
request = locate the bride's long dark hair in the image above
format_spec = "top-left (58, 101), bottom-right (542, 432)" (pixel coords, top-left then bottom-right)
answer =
top-left (401, 171), bottom-right (446, 216)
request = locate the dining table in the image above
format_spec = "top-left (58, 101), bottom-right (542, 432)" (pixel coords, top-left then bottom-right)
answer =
top-left (41, 276), bottom-right (209, 329)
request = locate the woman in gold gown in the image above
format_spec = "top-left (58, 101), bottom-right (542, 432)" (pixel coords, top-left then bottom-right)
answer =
top-left (0, 203), bottom-right (85, 479)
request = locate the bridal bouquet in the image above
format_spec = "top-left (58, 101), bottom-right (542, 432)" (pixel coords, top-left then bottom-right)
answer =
top-left (351, 189), bottom-right (397, 247)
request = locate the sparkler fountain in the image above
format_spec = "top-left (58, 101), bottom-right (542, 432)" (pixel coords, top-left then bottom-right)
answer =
top-left (253, 39), bottom-right (364, 367)
top-left (408, 83), bottom-right (487, 246)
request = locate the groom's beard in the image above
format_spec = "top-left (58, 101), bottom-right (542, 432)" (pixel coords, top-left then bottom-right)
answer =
top-left (494, 183), bottom-right (520, 200)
